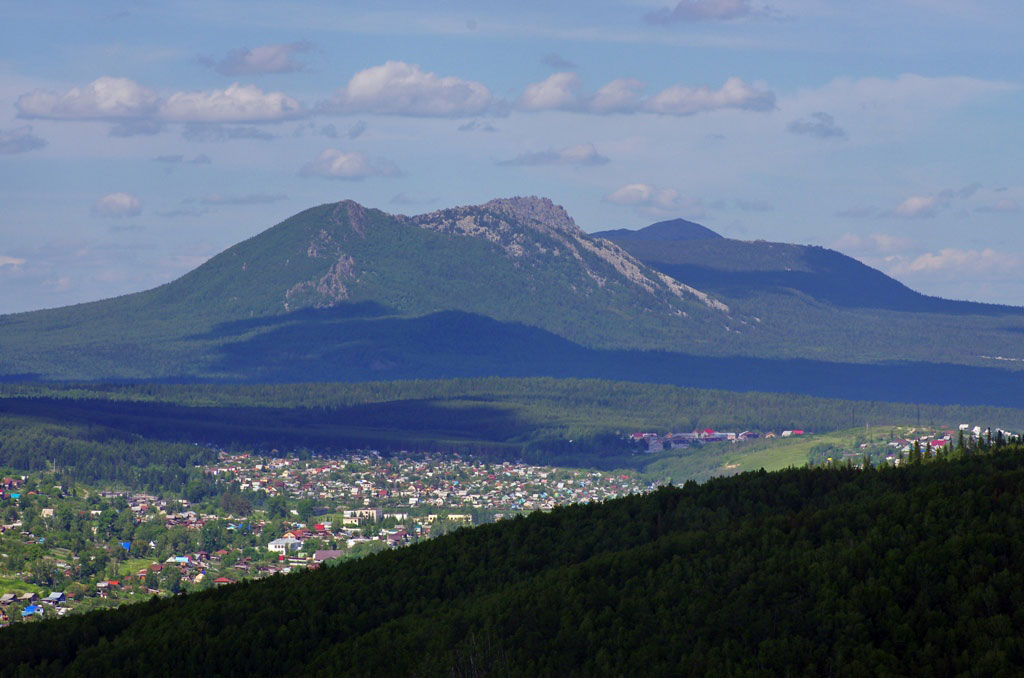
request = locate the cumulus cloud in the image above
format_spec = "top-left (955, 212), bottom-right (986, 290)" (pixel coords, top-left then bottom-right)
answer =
top-left (517, 72), bottom-right (581, 111)
top-left (645, 77), bottom-right (775, 115)
top-left (542, 53), bottom-right (576, 69)
top-left (160, 83), bottom-right (301, 122)
top-left (17, 77), bottom-right (160, 120)
top-left (787, 112), bottom-right (847, 139)
top-left (517, 74), bottom-right (774, 116)
top-left (902, 248), bottom-right (1019, 274)
top-left (893, 195), bottom-right (943, 218)
top-left (201, 41), bottom-right (312, 75)
top-left (589, 79), bottom-right (646, 114)
top-left (198, 192), bottom-right (287, 206)
top-left (182, 123), bottom-right (275, 142)
top-left (92, 192), bottom-right (142, 218)
top-left (646, 0), bottom-right (758, 23)
top-left (0, 255), bottom-right (26, 268)
top-left (17, 77), bottom-right (301, 124)
top-left (299, 148), bottom-right (400, 180)
top-left (498, 143), bottom-right (609, 167)
top-left (605, 183), bottom-right (682, 210)
top-left (322, 61), bottom-right (491, 117)
top-left (0, 125), bottom-right (46, 154)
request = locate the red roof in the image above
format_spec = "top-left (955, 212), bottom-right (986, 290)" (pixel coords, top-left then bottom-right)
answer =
top-left (703, 429), bottom-right (716, 435)
top-left (213, 577), bottom-right (233, 584)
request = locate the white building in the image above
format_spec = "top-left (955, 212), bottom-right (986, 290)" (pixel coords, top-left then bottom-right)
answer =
top-left (268, 537), bottom-right (302, 554)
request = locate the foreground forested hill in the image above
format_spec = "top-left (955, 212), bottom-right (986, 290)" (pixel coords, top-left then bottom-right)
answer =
top-left (4, 447), bottom-right (1024, 676)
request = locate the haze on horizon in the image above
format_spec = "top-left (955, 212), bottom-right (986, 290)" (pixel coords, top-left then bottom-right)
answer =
top-left (2, 0), bottom-right (1022, 314)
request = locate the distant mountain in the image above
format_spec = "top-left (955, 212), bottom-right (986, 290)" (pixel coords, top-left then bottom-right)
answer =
top-left (1, 198), bottom-right (1023, 408)
top-left (592, 217), bottom-right (723, 242)
top-left (599, 228), bottom-right (1022, 315)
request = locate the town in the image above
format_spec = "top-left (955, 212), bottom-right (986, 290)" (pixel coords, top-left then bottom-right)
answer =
top-left (0, 448), bottom-right (652, 624)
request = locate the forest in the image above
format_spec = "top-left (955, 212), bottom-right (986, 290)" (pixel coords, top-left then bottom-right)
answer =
top-left (1, 442), bottom-right (1023, 675)
top-left (3, 378), bottom-right (1024, 475)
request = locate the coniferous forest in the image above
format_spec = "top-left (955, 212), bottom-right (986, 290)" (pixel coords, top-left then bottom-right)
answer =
top-left (2, 445), bottom-right (1023, 676)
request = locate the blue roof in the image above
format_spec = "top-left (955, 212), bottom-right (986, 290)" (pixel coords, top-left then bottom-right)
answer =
top-left (22, 605), bottom-right (37, 616)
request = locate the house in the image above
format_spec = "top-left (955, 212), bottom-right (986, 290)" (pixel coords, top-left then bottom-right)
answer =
top-left (213, 577), bottom-right (233, 586)
top-left (18, 592), bottom-right (38, 603)
top-left (268, 537), bottom-right (302, 555)
top-left (21, 605), bottom-right (39, 618)
top-left (313, 549), bottom-right (344, 564)
top-left (0, 593), bottom-right (16, 606)
top-left (42, 592), bottom-right (66, 606)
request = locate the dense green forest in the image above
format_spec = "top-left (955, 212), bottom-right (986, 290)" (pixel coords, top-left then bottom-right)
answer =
top-left (2, 378), bottom-right (1023, 474)
top-left (3, 445), bottom-right (1024, 675)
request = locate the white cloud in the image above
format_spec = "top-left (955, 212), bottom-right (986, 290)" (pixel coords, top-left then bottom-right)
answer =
top-left (324, 61), bottom-right (492, 117)
top-left (0, 255), bottom-right (25, 267)
top-left (300, 148), bottom-right (400, 180)
top-left (202, 42), bottom-right (312, 75)
top-left (16, 77), bottom-right (301, 124)
top-left (517, 72), bottom-right (581, 111)
top-left (903, 248), bottom-right (1019, 274)
top-left (589, 78), bottom-right (646, 114)
top-left (517, 73), bottom-right (774, 116)
top-left (92, 192), bottom-right (142, 218)
top-left (498, 143), bottom-right (609, 167)
top-left (645, 76), bottom-right (775, 115)
top-left (16, 77), bottom-right (159, 120)
top-left (159, 84), bottom-right (301, 122)
top-left (893, 195), bottom-right (942, 218)
top-left (0, 125), bottom-right (46, 154)
top-left (605, 183), bottom-right (682, 209)
top-left (646, 0), bottom-right (756, 24)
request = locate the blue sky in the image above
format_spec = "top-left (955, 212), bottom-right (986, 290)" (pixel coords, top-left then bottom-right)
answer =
top-left (2, 0), bottom-right (1023, 313)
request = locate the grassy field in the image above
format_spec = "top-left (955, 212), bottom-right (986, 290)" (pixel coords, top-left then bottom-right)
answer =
top-left (639, 426), bottom-right (920, 483)
top-left (0, 577), bottom-right (46, 596)
top-left (117, 558), bottom-right (158, 577)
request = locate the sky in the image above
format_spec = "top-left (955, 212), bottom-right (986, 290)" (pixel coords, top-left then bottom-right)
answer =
top-left (1, 0), bottom-right (1023, 313)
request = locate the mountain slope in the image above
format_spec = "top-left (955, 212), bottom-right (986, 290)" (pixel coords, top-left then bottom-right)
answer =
top-left (0, 197), bottom-right (735, 379)
top-left (595, 221), bottom-right (1023, 315)
top-left (2, 198), bottom-right (1024, 406)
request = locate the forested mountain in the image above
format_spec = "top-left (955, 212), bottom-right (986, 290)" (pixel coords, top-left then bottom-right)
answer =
top-left (596, 221), bottom-right (1022, 315)
top-left (1, 198), bottom-right (1023, 408)
top-left (4, 447), bottom-right (1024, 676)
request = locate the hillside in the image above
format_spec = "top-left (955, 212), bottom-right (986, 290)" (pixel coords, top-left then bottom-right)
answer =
top-left (3, 447), bottom-right (1024, 675)
top-left (1, 198), bottom-right (1024, 407)
top-left (595, 221), bottom-right (1021, 315)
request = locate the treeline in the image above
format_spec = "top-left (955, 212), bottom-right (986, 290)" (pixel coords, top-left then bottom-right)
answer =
top-left (4, 377), bottom-right (1024, 443)
top-left (3, 446), bottom-right (1024, 675)
top-left (0, 415), bottom-right (217, 493)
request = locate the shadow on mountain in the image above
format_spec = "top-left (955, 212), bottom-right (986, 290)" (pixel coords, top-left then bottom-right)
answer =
top-left (204, 306), bottom-right (1024, 408)
top-left (191, 301), bottom-right (396, 340)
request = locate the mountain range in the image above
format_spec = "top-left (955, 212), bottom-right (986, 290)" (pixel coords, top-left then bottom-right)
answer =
top-left (1, 197), bottom-right (1022, 407)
